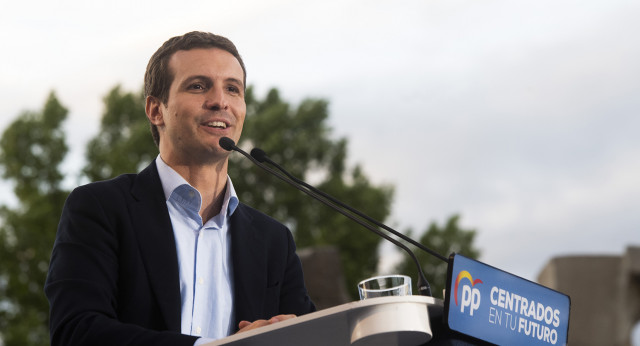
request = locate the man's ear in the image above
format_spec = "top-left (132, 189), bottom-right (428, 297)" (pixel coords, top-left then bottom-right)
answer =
top-left (145, 96), bottom-right (165, 126)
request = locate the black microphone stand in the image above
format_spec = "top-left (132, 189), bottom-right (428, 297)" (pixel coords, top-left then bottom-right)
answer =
top-left (220, 137), bottom-right (433, 296)
top-left (251, 148), bottom-right (448, 263)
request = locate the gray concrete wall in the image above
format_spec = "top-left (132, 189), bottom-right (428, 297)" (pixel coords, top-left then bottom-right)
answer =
top-left (538, 246), bottom-right (640, 346)
top-left (298, 246), bottom-right (351, 310)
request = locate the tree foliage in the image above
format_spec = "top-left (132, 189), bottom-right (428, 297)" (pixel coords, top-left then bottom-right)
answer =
top-left (83, 86), bottom-right (156, 181)
top-left (395, 214), bottom-right (481, 298)
top-left (0, 92), bottom-right (69, 345)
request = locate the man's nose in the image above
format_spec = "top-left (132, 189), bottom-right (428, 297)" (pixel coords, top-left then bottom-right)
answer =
top-left (203, 87), bottom-right (228, 110)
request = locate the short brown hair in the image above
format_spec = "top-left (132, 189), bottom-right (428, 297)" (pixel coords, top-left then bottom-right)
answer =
top-left (144, 31), bottom-right (247, 146)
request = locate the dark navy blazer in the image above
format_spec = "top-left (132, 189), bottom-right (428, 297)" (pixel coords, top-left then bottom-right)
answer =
top-left (45, 162), bottom-right (315, 346)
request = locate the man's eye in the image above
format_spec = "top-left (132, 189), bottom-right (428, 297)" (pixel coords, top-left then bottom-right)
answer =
top-left (189, 84), bottom-right (205, 90)
top-left (227, 86), bottom-right (240, 93)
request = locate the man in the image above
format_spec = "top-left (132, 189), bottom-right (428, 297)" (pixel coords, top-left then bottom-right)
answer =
top-left (45, 31), bottom-right (315, 346)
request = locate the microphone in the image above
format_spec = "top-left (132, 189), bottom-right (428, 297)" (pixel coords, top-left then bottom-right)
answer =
top-left (250, 147), bottom-right (448, 263)
top-left (220, 137), bottom-right (433, 296)
top-left (219, 136), bottom-right (236, 151)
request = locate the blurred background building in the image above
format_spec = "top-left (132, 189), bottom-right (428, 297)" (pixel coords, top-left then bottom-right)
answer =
top-left (539, 246), bottom-right (640, 346)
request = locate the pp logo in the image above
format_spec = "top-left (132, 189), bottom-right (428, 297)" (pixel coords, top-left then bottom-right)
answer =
top-left (454, 270), bottom-right (483, 316)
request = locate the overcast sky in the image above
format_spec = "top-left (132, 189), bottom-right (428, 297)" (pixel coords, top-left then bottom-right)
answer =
top-left (1, 0), bottom-right (639, 293)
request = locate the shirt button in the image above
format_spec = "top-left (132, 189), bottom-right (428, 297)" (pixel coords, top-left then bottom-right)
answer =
top-left (196, 326), bottom-right (202, 334)
top-left (198, 277), bottom-right (204, 285)
top-left (189, 191), bottom-right (195, 198)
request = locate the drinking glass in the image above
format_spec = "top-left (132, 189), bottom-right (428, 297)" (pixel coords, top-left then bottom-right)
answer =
top-left (357, 274), bottom-right (412, 300)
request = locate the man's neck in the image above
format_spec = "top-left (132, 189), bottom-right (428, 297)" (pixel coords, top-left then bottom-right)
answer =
top-left (162, 155), bottom-right (229, 222)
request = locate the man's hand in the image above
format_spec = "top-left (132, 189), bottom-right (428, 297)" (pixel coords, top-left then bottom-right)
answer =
top-left (237, 314), bottom-right (297, 333)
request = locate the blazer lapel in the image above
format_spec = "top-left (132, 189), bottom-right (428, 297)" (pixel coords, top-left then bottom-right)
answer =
top-left (230, 205), bottom-right (267, 326)
top-left (130, 162), bottom-right (182, 332)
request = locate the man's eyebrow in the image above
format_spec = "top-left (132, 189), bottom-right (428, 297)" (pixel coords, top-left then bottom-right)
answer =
top-left (181, 75), bottom-right (212, 85)
top-left (226, 77), bottom-right (244, 89)
top-left (181, 75), bottom-right (244, 89)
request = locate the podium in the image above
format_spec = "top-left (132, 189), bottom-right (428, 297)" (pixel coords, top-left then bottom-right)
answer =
top-left (204, 296), bottom-right (444, 346)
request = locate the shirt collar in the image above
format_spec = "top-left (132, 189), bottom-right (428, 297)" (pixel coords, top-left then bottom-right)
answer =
top-left (155, 155), bottom-right (239, 217)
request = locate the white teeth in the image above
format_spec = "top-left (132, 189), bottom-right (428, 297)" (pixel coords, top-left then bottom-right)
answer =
top-left (206, 121), bottom-right (227, 129)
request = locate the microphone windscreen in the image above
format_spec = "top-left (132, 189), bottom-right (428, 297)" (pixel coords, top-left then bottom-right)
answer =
top-left (219, 137), bottom-right (236, 151)
top-left (250, 148), bottom-right (268, 163)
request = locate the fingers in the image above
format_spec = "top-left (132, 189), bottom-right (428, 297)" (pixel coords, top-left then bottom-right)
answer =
top-left (237, 314), bottom-right (297, 334)
top-left (269, 314), bottom-right (296, 323)
top-left (237, 319), bottom-right (270, 333)
top-left (238, 320), bottom-right (252, 330)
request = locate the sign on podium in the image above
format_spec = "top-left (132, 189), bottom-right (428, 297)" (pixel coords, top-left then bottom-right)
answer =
top-left (444, 254), bottom-right (571, 345)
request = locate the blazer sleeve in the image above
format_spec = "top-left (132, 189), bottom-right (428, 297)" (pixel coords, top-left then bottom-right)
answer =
top-left (279, 228), bottom-right (316, 316)
top-left (231, 204), bottom-right (315, 326)
top-left (44, 185), bottom-right (198, 346)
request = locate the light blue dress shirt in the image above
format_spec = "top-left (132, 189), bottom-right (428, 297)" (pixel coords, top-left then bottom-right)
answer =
top-left (156, 156), bottom-right (239, 343)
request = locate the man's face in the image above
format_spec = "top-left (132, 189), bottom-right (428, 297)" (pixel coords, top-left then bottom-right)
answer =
top-left (148, 47), bottom-right (246, 165)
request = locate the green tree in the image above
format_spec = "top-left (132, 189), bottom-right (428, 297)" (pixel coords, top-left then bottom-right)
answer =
top-left (0, 92), bottom-right (69, 345)
top-left (83, 85), bottom-right (156, 181)
top-left (394, 214), bottom-right (481, 298)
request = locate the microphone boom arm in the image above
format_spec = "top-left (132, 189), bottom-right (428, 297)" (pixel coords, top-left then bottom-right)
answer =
top-left (220, 137), bottom-right (433, 296)
top-left (252, 148), bottom-right (448, 263)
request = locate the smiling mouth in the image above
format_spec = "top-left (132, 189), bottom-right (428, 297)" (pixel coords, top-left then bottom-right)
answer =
top-left (205, 121), bottom-right (227, 129)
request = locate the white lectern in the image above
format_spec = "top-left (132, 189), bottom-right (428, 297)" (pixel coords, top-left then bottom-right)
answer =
top-left (204, 296), bottom-right (443, 346)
